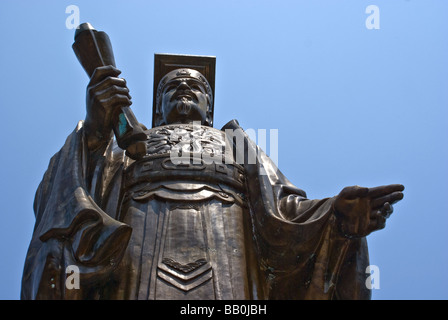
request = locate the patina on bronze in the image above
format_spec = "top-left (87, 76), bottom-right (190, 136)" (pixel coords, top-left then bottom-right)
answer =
top-left (21, 24), bottom-right (404, 300)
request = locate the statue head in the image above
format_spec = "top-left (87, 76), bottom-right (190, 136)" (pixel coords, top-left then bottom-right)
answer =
top-left (154, 68), bottom-right (213, 127)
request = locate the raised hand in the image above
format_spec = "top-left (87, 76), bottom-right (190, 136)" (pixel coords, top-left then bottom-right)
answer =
top-left (84, 65), bottom-right (132, 150)
top-left (333, 184), bottom-right (404, 238)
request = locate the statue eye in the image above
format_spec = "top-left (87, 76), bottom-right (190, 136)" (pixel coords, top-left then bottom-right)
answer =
top-left (164, 85), bottom-right (176, 93)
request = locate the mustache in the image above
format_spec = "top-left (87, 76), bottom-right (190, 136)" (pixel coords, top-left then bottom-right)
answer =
top-left (176, 99), bottom-right (192, 115)
top-left (171, 89), bottom-right (198, 103)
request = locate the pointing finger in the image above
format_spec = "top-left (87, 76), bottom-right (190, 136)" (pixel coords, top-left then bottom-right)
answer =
top-left (371, 191), bottom-right (404, 209)
top-left (368, 184), bottom-right (405, 198)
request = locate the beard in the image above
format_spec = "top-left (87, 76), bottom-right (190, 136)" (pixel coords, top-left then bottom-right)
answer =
top-left (176, 97), bottom-right (193, 115)
top-left (161, 98), bottom-right (206, 125)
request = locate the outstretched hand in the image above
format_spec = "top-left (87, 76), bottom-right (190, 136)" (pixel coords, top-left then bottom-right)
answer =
top-left (334, 184), bottom-right (404, 238)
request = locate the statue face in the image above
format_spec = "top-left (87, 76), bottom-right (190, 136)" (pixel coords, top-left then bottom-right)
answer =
top-left (160, 76), bottom-right (210, 126)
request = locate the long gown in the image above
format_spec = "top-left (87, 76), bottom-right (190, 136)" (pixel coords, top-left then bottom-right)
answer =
top-left (21, 119), bottom-right (370, 300)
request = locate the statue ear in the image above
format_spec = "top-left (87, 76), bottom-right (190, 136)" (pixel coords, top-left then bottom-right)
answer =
top-left (204, 96), bottom-right (212, 126)
top-left (153, 108), bottom-right (163, 127)
top-left (205, 115), bottom-right (212, 127)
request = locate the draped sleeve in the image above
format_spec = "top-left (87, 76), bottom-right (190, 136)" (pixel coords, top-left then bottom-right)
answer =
top-left (21, 121), bottom-right (132, 299)
top-left (222, 119), bottom-right (371, 300)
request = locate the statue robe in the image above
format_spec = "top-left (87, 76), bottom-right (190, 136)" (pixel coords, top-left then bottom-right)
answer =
top-left (21, 119), bottom-right (371, 300)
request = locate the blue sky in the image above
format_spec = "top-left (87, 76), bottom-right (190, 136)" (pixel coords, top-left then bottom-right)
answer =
top-left (0, 0), bottom-right (447, 300)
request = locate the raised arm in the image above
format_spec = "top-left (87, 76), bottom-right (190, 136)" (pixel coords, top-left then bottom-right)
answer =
top-left (84, 65), bottom-right (132, 151)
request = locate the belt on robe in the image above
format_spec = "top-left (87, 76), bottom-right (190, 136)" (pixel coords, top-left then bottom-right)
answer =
top-left (123, 153), bottom-right (246, 192)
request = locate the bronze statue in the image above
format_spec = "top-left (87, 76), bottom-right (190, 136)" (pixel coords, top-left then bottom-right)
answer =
top-left (21, 23), bottom-right (404, 300)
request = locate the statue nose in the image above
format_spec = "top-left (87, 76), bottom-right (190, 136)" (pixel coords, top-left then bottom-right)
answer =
top-left (177, 81), bottom-right (190, 91)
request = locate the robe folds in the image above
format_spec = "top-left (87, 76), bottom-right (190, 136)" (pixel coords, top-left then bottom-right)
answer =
top-left (21, 119), bottom-right (371, 300)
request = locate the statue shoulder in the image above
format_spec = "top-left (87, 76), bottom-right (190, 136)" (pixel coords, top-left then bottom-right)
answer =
top-left (220, 119), bottom-right (241, 131)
